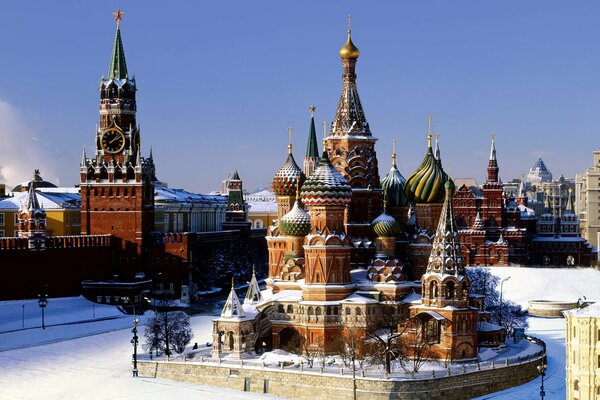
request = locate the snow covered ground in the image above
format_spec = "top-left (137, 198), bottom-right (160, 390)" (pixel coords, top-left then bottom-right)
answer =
top-left (1, 267), bottom-right (598, 399)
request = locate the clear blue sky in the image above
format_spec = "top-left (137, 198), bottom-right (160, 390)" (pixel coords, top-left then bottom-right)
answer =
top-left (1, 1), bottom-right (599, 192)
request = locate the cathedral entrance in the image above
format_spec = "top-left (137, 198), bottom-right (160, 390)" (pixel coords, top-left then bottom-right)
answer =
top-left (278, 328), bottom-right (301, 352)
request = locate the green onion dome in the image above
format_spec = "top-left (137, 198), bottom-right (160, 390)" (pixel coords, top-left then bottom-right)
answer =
top-left (372, 210), bottom-right (401, 238)
top-left (272, 152), bottom-right (305, 196)
top-left (280, 199), bottom-right (312, 236)
top-left (301, 151), bottom-right (352, 206)
top-left (404, 135), bottom-right (448, 204)
top-left (381, 161), bottom-right (406, 207)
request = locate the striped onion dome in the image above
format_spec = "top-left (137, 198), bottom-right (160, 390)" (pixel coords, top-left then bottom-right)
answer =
top-left (280, 199), bottom-right (312, 236)
top-left (381, 162), bottom-right (406, 207)
top-left (272, 152), bottom-right (304, 196)
top-left (405, 135), bottom-right (448, 204)
top-left (372, 210), bottom-right (401, 238)
top-left (301, 151), bottom-right (352, 206)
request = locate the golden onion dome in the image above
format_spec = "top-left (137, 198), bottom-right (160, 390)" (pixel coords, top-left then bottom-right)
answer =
top-left (404, 135), bottom-right (448, 204)
top-left (339, 30), bottom-right (360, 60)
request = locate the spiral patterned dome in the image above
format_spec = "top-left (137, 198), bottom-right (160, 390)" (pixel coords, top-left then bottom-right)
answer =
top-left (381, 162), bottom-right (406, 207)
top-left (301, 152), bottom-right (352, 206)
top-left (272, 153), bottom-right (304, 196)
top-left (405, 135), bottom-right (448, 204)
top-left (280, 199), bottom-right (312, 236)
top-left (372, 211), bottom-right (401, 238)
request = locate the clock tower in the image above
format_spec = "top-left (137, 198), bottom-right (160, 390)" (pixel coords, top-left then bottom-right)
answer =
top-left (80, 10), bottom-right (155, 279)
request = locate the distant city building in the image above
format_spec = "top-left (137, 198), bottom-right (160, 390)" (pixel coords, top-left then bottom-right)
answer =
top-left (527, 157), bottom-right (552, 186)
top-left (0, 171), bottom-right (81, 237)
top-left (154, 183), bottom-right (227, 233)
top-left (564, 303), bottom-right (600, 400)
top-left (246, 189), bottom-right (277, 229)
top-left (575, 148), bottom-right (600, 250)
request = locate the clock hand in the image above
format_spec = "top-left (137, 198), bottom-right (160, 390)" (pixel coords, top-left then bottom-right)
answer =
top-left (109, 136), bottom-right (120, 144)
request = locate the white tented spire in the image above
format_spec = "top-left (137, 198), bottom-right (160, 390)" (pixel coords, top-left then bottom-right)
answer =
top-left (221, 278), bottom-right (245, 318)
top-left (81, 146), bottom-right (87, 167)
top-left (244, 266), bottom-right (263, 305)
top-left (489, 132), bottom-right (497, 161)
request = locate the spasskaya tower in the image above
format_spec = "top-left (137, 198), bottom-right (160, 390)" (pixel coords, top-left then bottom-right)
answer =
top-left (79, 9), bottom-right (155, 279)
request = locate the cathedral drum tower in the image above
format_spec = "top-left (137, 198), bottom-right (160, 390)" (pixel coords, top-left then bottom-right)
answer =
top-left (80, 10), bottom-right (155, 280)
top-left (326, 20), bottom-right (382, 242)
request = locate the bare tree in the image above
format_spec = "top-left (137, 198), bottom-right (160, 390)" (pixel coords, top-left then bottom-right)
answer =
top-left (366, 305), bottom-right (409, 374)
top-left (399, 317), bottom-right (435, 373)
top-left (144, 309), bottom-right (193, 357)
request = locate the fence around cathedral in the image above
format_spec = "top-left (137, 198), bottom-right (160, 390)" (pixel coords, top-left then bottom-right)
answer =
top-left (136, 338), bottom-right (546, 400)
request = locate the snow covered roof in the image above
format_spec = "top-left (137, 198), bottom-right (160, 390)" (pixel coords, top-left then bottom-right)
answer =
top-left (247, 201), bottom-right (278, 213)
top-left (564, 302), bottom-right (600, 318)
top-left (340, 293), bottom-right (379, 304)
top-left (402, 290), bottom-right (422, 304)
top-left (0, 190), bottom-right (80, 210)
top-left (154, 186), bottom-right (227, 205)
top-left (414, 310), bottom-right (445, 321)
top-left (477, 321), bottom-right (504, 332)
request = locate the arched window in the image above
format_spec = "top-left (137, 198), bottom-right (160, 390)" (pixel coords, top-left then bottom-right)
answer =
top-left (286, 305), bottom-right (293, 313)
top-left (277, 304), bottom-right (284, 313)
top-left (429, 281), bottom-right (437, 299)
top-left (574, 380), bottom-right (579, 391)
top-left (315, 307), bottom-right (322, 316)
top-left (355, 307), bottom-right (362, 316)
top-left (345, 307), bottom-right (351, 315)
top-left (446, 281), bottom-right (455, 299)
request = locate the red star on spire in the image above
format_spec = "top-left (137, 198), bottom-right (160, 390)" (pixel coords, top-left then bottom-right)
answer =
top-left (113, 9), bottom-right (124, 25)
top-left (309, 105), bottom-right (316, 114)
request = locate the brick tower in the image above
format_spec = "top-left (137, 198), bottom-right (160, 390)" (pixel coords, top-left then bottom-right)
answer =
top-left (326, 21), bottom-right (381, 239)
top-left (79, 10), bottom-right (155, 279)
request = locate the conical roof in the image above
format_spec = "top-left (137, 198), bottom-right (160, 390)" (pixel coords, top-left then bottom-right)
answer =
top-left (425, 179), bottom-right (465, 276)
top-left (305, 112), bottom-right (319, 159)
top-left (405, 135), bottom-right (448, 204)
top-left (301, 151), bottom-right (352, 206)
top-left (244, 268), bottom-right (263, 305)
top-left (280, 198), bottom-right (311, 236)
top-left (221, 281), bottom-right (245, 318)
top-left (108, 21), bottom-right (128, 80)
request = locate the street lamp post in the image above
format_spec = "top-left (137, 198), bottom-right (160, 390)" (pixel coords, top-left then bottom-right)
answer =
top-left (131, 318), bottom-right (139, 377)
top-left (537, 363), bottom-right (547, 399)
top-left (499, 276), bottom-right (511, 330)
top-left (37, 291), bottom-right (48, 330)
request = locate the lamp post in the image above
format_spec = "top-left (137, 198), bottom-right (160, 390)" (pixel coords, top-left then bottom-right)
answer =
top-left (131, 318), bottom-right (139, 377)
top-left (499, 276), bottom-right (511, 329)
top-left (37, 291), bottom-right (48, 330)
top-left (537, 363), bottom-right (547, 399)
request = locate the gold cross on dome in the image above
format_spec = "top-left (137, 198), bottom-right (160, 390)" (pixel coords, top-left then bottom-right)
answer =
top-left (113, 9), bottom-right (124, 25)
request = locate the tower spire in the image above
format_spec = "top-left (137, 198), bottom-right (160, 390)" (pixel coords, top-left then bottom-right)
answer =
top-left (392, 138), bottom-right (397, 167)
top-left (81, 146), bottom-right (87, 167)
top-left (287, 126), bottom-right (293, 154)
top-left (332, 19), bottom-right (370, 137)
top-left (108, 9), bottom-right (128, 80)
top-left (304, 105), bottom-right (320, 177)
top-left (434, 132), bottom-right (441, 162)
top-left (487, 131), bottom-right (499, 183)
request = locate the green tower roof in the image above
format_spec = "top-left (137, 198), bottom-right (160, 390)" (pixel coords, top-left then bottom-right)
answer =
top-left (305, 113), bottom-right (319, 158)
top-left (108, 24), bottom-right (128, 80)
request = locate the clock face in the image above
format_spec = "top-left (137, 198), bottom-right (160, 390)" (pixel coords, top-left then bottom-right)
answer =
top-left (101, 129), bottom-right (126, 154)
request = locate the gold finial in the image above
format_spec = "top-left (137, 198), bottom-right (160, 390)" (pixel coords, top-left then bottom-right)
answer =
top-left (252, 264), bottom-right (256, 275)
top-left (435, 132), bottom-right (439, 142)
top-left (322, 121), bottom-right (328, 147)
top-left (113, 8), bottom-right (124, 26)
top-left (287, 126), bottom-right (293, 154)
top-left (427, 134), bottom-right (432, 148)
top-left (231, 276), bottom-right (235, 289)
top-left (392, 139), bottom-right (397, 166)
top-left (491, 131), bottom-right (496, 142)
top-left (568, 187), bottom-right (573, 194)
top-left (340, 15), bottom-right (360, 59)
top-left (309, 105), bottom-right (316, 116)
